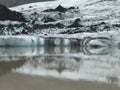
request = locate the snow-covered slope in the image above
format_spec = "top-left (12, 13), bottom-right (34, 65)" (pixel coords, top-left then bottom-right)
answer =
top-left (5, 0), bottom-right (119, 34)
top-left (10, 0), bottom-right (120, 24)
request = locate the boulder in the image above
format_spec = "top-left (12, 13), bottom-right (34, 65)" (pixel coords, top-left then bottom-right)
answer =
top-left (68, 18), bottom-right (82, 28)
top-left (0, 4), bottom-right (27, 22)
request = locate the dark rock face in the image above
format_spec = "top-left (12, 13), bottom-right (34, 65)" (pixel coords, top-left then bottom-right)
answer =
top-left (44, 5), bottom-right (70, 12)
top-left (68, 18), bottom-right (82, 28)
top-left (68, 7), bottom-right (76, 10)
top-left (43, 9), bottom-right (54, 12)
top-left (55, 5), bottom-right (67, 12)
top-left (21, 30), bottom-right (28, 34)
top-left (43, 5), bottom-right (77, 12)
top-left (33, 23), bottom-right (65, 29)
top-left (113, 24), bottom-right (120, 28)
top-left (0, 4), bottom-right (27, 22)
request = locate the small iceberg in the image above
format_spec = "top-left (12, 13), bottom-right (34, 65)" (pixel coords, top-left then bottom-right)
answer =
top-left (82, 37), bottom-right (113, 47)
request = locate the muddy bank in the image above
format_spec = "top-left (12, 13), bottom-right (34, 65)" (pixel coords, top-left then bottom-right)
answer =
top-left (0, 72), bottom-right (119, 90)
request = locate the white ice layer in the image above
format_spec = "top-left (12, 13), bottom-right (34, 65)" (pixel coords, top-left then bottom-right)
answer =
top-left (0, 36), bottom-right (45, 46)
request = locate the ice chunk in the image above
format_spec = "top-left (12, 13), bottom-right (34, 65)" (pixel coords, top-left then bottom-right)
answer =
top-left (0, 36), bottom-right (46, 46)
top-left (82, 37), bottom-right (113, 47)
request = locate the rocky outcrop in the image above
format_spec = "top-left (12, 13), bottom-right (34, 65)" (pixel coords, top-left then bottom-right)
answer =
top-left (0, 4), bottom-right (27, 22)
top-left (55, 23), bottom-right (65, 28)
top-left (43, 5), bottom-right (67, 12)
top-left (43, 5), bottom-right (76, 12)
top-left (33, 23), bottom-right (65, 29)
top-left (68, 18), bottom-right (82, 28)
top-left (41, 16), bottom-right (56, 23)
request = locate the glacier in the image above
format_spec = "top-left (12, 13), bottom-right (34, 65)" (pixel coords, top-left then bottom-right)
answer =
top-left (0, 0), bottom-right (120, 88)
top-left (0, 0), bottom-right (120, 46)
top-left (0, 29), bottom-right (120, 47)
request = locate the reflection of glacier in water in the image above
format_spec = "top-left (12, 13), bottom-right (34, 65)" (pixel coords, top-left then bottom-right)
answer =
top-left (0, 46), bottom-right (120, 87)
top-left (0, 46), bottom-right (111, 57)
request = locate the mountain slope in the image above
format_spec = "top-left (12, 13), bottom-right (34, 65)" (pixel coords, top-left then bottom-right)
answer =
top-left (9, 0), bottom-right (120, 34)
top-left (11, 0), bottom-right (120, 25)
top-left (10, 0), bottom-right (120, 26)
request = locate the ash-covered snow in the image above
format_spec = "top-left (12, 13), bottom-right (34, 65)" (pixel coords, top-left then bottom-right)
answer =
top-left (8, 0), bottom-right (120, 34)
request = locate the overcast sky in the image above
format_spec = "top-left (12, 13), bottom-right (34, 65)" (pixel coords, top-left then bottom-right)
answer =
top-left (0, 0), bottom-right (54, 7)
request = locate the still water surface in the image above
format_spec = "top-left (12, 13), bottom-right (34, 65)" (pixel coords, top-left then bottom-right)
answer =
top-left (0, 46), bottom-right (120, 90)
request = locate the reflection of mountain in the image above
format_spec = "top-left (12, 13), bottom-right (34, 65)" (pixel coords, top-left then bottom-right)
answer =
top-left (14, 52), bottom-right (120, 86)
top-left (0, 46), bottom-right (113, 57)
top-left (0, 60), bottom-right (25, 77)
top-left (32, 56), bottom-right (81, 74)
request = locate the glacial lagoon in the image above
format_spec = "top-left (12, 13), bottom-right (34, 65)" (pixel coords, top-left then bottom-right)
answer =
top-left (0, 46), bottom-right (120, 90)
